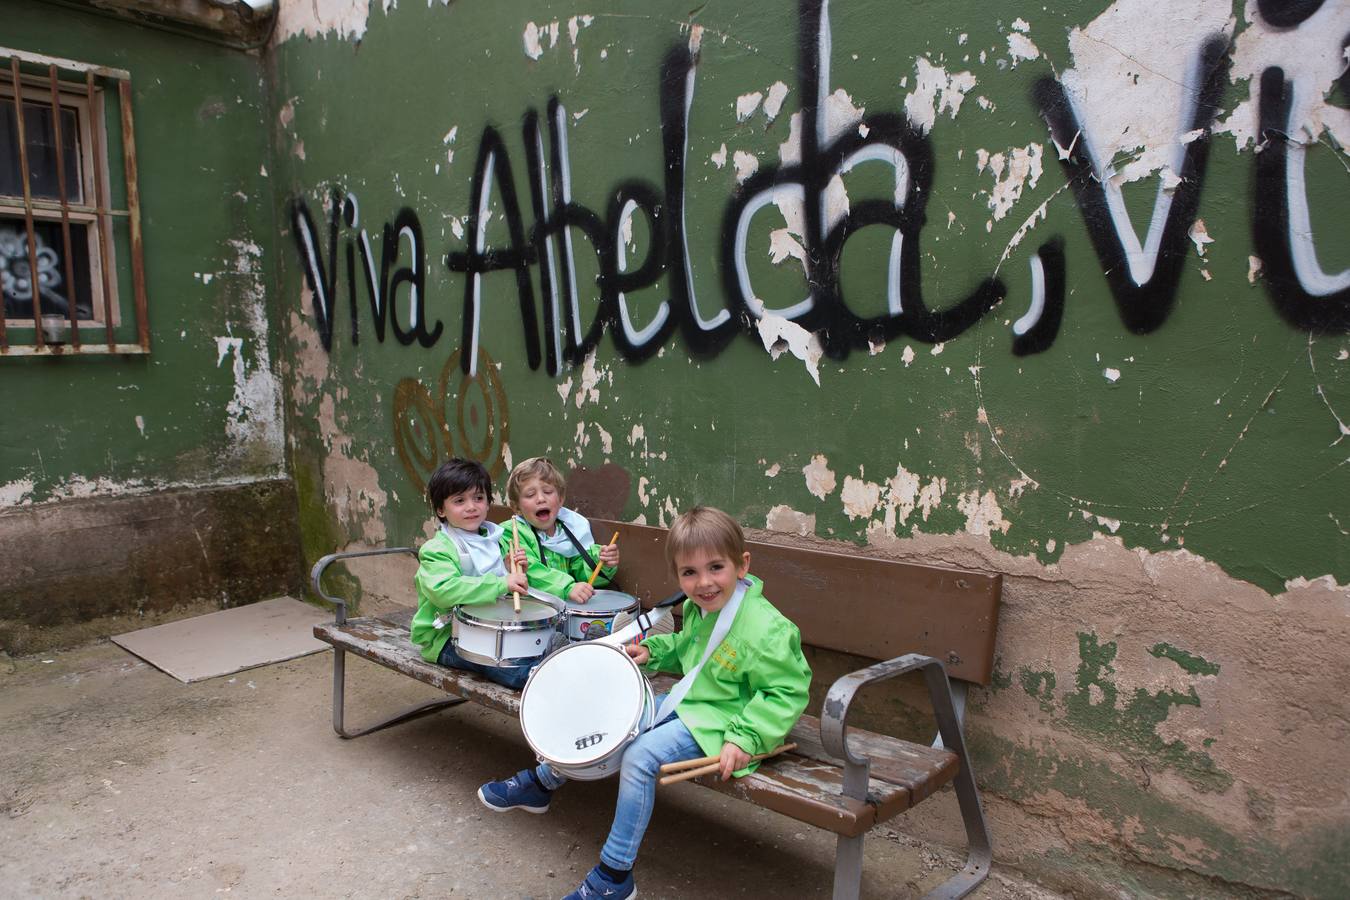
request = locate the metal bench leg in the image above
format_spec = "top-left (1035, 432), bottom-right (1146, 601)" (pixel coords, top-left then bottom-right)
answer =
top-left (920, 664), bottom-right (992, 900)
top-left (331, 646), bottom-right (467, 740)
top-left (832, 833), bottom-right (865, 900)
top-left (931, 681), bottom-right (968, 750)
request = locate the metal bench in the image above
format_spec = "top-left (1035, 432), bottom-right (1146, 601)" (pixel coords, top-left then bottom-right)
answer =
top-left (310, 518), bottom-right (1001, 899)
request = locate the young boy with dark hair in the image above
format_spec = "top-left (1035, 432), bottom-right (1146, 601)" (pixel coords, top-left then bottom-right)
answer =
top-left (477, 506), bottom-right (812, 900)
top-left (411, 458), bottom-right (532, 689)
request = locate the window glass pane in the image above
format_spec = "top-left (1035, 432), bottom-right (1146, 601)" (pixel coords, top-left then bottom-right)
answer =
top-left (0, 216), bottom-right (94, 321)
top-left (0, 102), bottom-right (82, 204)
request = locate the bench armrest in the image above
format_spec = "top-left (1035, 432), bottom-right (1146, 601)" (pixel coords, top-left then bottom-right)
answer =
top-left (820, 653), bottom-right (969, 802)
top-left (310, 547), bottom-right (418, 625)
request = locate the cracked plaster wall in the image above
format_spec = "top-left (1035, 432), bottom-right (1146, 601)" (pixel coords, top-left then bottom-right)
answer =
top-left (271, 0), bottom-right (1348, 895)
top-left (2, 1), bottom-right (293, 636)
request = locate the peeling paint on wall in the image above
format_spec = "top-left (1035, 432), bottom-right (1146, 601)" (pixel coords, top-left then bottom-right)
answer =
top-left (268, 0), bottom-right (1350, 892)
top-left (802, 454), bottom-right (837, 500)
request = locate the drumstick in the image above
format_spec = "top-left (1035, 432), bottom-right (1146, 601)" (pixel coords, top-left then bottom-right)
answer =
top-left (510, 519), bottom-right (522, 613)
top-left (587, 531), bottom-right (620, 586)
top-left (658, 741), bottom-right (796, 775)
top-left (658, 743), bottom-right (797, 786)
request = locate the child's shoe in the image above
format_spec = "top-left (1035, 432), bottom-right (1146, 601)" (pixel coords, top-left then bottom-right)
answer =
top-left (476, 769), bottom-right (551, 814)
top-left (562, 865), bottom-right (636, 899)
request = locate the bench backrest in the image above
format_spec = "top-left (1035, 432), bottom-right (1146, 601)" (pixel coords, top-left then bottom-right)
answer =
top-left (585, 517), bottom-right (1001, 687)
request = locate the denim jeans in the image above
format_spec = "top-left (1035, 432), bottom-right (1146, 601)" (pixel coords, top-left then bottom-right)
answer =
top-left (534, 695), bottom-right (704, 870)
top-left (436, 639), bottom-right (537, 690)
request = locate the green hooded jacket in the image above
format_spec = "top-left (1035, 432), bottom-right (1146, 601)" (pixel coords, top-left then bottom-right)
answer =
top-left (411, 527), bottom-right (509, 663)
top-left (503, 512), bottom-right (616, 599)
top-left (640, 574), bottom-right (812, 774)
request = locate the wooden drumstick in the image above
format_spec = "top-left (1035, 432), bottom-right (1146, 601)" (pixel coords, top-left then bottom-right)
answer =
top-left (587, 531), bottom-right (620, 586)
top-left (658, 743), bottom-right (797, 786)
top-left (510, 519), bottom-right (522, 613)
top-left (658, 741), bottom-right (796, 775)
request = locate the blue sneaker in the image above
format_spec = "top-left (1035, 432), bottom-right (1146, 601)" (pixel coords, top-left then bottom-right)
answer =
top-left (476, 769), bottom-right (551, 814)
top-left (562, 865), bottom-right (636, 899)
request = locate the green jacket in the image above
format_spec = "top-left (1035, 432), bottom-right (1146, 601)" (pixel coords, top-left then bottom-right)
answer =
top-left (640, 574), bottom-right (811, 774)
top-left (411, 528), bottom-right (509, 662)
top-left (503, 513), bottom-right (616, 599)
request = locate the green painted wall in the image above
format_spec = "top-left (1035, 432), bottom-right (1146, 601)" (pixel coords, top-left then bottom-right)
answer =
top-left (1, 0), bottom-right (284, 503)
top-left (268, 0), bottom-right (1347, 895)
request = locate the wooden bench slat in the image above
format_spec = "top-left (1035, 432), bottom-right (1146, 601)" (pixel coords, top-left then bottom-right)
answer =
top-left (316, 614), bottom-right (960, 836)
top-left (787, 715), bottom-right (959, 807)
top-left (694, 756), bottom-right (882, 837)
top-left (315, 616), bottom-right (523, 718)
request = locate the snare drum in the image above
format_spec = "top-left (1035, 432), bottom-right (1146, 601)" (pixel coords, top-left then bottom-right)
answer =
top-left (563, 589), bottom-right (639, 642)
top-left (451, 590), bottom-right (563, 667)
top-left (518, 641), bottom-right (655, 780)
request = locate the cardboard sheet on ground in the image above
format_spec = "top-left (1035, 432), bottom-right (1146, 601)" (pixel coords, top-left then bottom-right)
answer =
top-left (112, 597), bottom-right (329, 683)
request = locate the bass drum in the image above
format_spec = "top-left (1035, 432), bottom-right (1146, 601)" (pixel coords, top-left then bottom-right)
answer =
top-left (518, 641), bottom-right (654, 780)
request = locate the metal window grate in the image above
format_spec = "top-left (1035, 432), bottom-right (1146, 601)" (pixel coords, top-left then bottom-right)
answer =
top-left (0, 47), bottom-right (148, 356)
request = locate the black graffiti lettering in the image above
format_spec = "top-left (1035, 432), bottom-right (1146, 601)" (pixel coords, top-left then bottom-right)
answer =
top-left (446, 127), bottom-right (541, 374)
top-left (659, 45), bottom-right (737, 357)
top-left (385, 208), bottom-right (441, 348)
top-left (1033, 35), bottom-right (1230, 334)
top-left (342, 193), bottom-right (361, 346)
top-left (1256, 0), bottom-right (1325, 29)
top-left (722, 0), bottom-right (1005, 361)
top-left (606, 180), bottom-right (671, 361)
top-left (543, 97), bottom-right (613, 368)
top-left (1012, 238), bottom-right (1067, 357)
top-left (291, 191), bottom-right (341, 352)
top-left (290, 2), bottom-right (1347, 366)
top-left (1252, 65), bottom-right (1350, 331)
top-left (353, 201), bottom-right (389, 344)
top-left (522, 109), bottom-right (564, 375)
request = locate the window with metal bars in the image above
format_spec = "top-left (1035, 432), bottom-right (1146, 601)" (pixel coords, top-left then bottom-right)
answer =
top-left (0, 48), bottom-right (148, 356)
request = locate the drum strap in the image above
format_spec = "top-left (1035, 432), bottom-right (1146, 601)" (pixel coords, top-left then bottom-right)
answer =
top-left (558, 521), bottom-right (599, 570)
top-left (653, 580), bottom-right (748, 725)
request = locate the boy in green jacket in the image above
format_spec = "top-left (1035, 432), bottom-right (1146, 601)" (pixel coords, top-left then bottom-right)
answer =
top-left (478, 506), bottom-right (812, 900)
top-left (411, 458), bottom-right (531, 689)
top-left (504, 457), bottom-right (620, 603)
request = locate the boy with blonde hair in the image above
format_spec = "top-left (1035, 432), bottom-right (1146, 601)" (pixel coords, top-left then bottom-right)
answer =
top-left (478, 506), bottom-right (811, 900)
top-left (504, 457), bottom-right (619, 602)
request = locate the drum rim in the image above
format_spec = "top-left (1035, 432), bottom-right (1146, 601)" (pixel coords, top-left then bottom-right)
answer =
top-left (563, 591), bottom-right (638, 616)
top-left (519, 642), bottom-right (649, 767)
top-left (452, 645), bottom-right (549, 668)
top-left (454, 600), bottom-right (561, 629)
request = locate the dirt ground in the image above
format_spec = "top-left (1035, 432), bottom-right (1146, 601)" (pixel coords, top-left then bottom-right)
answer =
top-left (0, 637), bottom-right (1066, 900)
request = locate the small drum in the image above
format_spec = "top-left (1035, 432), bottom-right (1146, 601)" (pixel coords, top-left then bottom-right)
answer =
top-left (451, 590), bottom-right (564, 667)
top-left (519, 641), bottom-right (655, 780)
top-left (563, 589), bottom-right (639, 642)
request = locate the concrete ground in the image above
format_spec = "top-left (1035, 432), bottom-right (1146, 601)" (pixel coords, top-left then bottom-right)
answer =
top-left (0, 634), bottom-right (1066, 900)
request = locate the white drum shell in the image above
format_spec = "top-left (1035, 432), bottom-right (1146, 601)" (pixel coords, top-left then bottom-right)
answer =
top-left (451, 594), bottom-right (561, 667)
top-left (519, 641), bottom-right (654, 780)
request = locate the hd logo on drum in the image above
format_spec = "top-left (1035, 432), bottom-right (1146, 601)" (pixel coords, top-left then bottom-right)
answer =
top-left (574, 732), bottom-right (607, 750)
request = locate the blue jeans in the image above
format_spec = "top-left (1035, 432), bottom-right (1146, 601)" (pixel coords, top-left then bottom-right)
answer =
top-left (534, 697), bottom-right (704, 870)
top-left (436, 639), bottom-right (538, 690)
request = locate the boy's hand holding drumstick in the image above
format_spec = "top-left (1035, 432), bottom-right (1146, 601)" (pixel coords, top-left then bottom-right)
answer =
top-left (572, 532), bottom-right (620, 604)
top-left (657, 743), bottom-right (797, 785)
top-left (597, 534), bottom-right (621, 569)
top-left (508, 520), bottom-right (526, 612)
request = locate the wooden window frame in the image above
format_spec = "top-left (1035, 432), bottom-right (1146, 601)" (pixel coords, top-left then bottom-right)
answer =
top-left (0, 47), bottom-right (147, 356)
